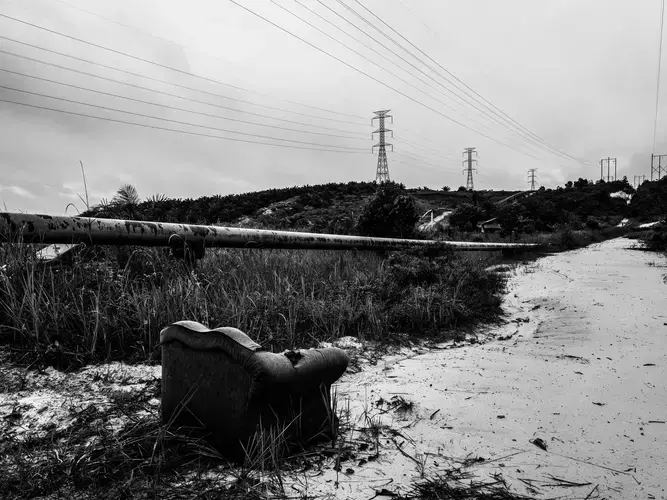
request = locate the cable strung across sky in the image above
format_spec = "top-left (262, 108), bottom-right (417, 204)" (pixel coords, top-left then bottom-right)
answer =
top-left (0, 49), bottom-right (448, 169)
top-left (226, 0), bottom-right (586, 167)
top-left (348, 0), bottom-right (594, 167)
top-left (0, 68), bottom-right (367, 141)
top-left (39, 0), bottom-right (509, 166)
top-left (0, 0), bottom-right (608, 187)
top-left (0, 98), bottom-right (372, 154)
top-left (0, 40), bottom-right (369, 135)
top-left (268, 0), bottom-right (510, 143)
top-left (46, 0), bottom-right (368, 122)
top-left (0, 7), bottom-right (473, 171)
top-left (0, 13), bottom-right (370, 128)
top-left (0, 85), bottom-right (369, 150)
top-left (294, 0), bottom-right (577, 164)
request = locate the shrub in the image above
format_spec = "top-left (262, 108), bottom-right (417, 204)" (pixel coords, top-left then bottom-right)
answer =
top-left (356, 182), bottom-right (419, 238)
top-left (449, 203), bottom-right (486, 232)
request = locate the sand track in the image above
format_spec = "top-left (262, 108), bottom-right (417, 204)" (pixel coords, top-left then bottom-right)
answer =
top-left (304, 238), bottom-right (667, 499)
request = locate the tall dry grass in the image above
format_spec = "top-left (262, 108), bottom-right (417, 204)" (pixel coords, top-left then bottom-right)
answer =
top-left (0, 243), bottom-right (506, 368)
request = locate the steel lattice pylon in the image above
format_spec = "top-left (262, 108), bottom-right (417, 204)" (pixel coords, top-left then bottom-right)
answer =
top-left (651, 153), bottom-right (667, 180)
top-left (462, 147), bottom-right (478, 190)
top-left (527, 168), bottom-right (539, 191)
top-left (372, 110), bottom-right (393, 183)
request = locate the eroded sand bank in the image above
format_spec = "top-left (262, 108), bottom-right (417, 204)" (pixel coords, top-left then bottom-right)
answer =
top-left (303, 238), bottom-right (667, 499)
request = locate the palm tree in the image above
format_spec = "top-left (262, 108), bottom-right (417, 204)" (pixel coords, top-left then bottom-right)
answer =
top-left (108, 183), bottom-right (141, 219)
top-left (112, 184), bottom-right (140, 206)
top-left (95, 185), bottom-right (169, 219)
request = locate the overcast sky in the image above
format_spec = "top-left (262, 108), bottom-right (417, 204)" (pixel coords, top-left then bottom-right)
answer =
top-left (1, 0), bottom-right (665, 214)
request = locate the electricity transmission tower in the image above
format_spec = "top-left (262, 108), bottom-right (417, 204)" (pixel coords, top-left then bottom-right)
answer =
top-left (462, 147), bottom-right (478, 191)
top-left (372, 110), bottom-right (393, 183)
top-left (634, 174), bottom-right (646, 188)
top-left (527, 169), bottom-right (539, 191)
top-left (599, 157), bottom-right (617, 182)
top-left (651, 153), bottom-right (667, 180)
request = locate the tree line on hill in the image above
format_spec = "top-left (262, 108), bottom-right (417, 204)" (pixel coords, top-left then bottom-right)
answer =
top-left (83, 175), bottom-right (667, 239)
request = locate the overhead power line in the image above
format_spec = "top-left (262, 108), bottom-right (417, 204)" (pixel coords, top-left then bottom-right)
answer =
top-left (394, 152), bottom-right (446, 170)
top-left (0, 68), bottom-right (366, 140)
top-left (268, 0), bottom-right (500, 139)
top-left (330, 0), bottom-right (564, 159)
top-left (226, 0), bottom-right (577, 165)
top-left (323, 0), bottom-right (585, 166)
top-left (0, 13), bottom-right (370, 127)
top-left (0, 98), bottom-right (371, 154)
top-left (0, 41), bottom-right (367, 135)
top-left (393, 158), bottom-right (461, 176)
top-left (46, 0), bottom-right (367, 121)
top-left (399, 127), bottom-right (453, 149)
top-left (300, 0), bottom-right (512, 140)
top-left (348, 0), bottom-right (595, 167)
top-left (395, 136), bottom-right (456, 160)
top-left (0, 85), bottom-right (367, 150)
top-left (392, 0), bottom-right (445, 41)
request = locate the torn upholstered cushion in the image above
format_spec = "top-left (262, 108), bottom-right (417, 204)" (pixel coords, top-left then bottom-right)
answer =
top-left (160, 320), bottom-right (348, 459)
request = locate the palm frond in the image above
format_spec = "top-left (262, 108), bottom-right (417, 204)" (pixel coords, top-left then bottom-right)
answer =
top-left (113, 184), bottom-right (140, 206)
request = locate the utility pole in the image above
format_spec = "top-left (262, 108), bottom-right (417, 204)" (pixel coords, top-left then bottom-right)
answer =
top-left (651, 153), bottom-right (667, 180)
top-left (599, 157), bottom-right (617, 182)
top-left (372, 110), bottom-right (393, 183)
top-left (634, 174), bottom-right (646, 188)
top-left (462, 147), bottom-right (478, 191)
top-left (527, 168), bottom-right (539, 191)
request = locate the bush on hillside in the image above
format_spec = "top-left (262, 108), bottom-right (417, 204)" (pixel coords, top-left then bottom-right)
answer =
top-left (355, 182), bottom-right (419, 238)
top-left (630, 176), bottom-right (667, 219)
top-left (449, 203), bottom-right (487, 232)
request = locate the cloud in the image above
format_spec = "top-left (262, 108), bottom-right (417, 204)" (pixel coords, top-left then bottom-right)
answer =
top-left (0, 184), bottom-right (35, 198)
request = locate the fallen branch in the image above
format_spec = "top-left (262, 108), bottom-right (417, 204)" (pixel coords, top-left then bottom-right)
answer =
top-left (544, 474), bottom-right (592, 487)
top-left (389, 437), bottom-right (423, 469)
top-left (549, 451), bottom-right (629, 475)
top-left (583, 484), bottom-right (599, 500)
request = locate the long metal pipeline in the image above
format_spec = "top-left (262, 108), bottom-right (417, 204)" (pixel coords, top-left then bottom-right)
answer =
top-left (0, 212), bottom-right (540, 252)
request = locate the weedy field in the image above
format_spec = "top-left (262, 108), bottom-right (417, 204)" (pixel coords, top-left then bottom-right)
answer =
top-left (0, 244), bottom-right (506, 369)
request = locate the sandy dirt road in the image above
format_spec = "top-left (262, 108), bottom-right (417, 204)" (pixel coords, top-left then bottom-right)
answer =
top-left (304, 238), bottom-right (667, 499)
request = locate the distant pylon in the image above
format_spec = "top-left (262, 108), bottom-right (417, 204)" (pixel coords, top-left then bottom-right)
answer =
top-left (634, 174), bottom-right (646, 188)
top-left (372, 110), bottom-right (393, 183)
top-left (651, 153), bottom-right (667, 180)
top-left (599, 157), bottom-right (617, 182)
top-left (527, 168), bottom-right (539, 191)
top-left (462, 147), bottom-right (478, 190)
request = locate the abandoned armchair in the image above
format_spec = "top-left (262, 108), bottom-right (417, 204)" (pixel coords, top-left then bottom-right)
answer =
top-left (160, 321), bottom-right (349, 460)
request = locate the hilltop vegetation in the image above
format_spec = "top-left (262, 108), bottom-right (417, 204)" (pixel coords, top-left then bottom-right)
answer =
top-left (81, 177), bottom-right (659, 242)
top-left (630, 175), bottom-right (667, 219)
top-left (446, 177), bottom-right (636, 237)
top-left (83, 181), bottom-right (379, 234)
top-left (81, 181), bottom-right (522, 235)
